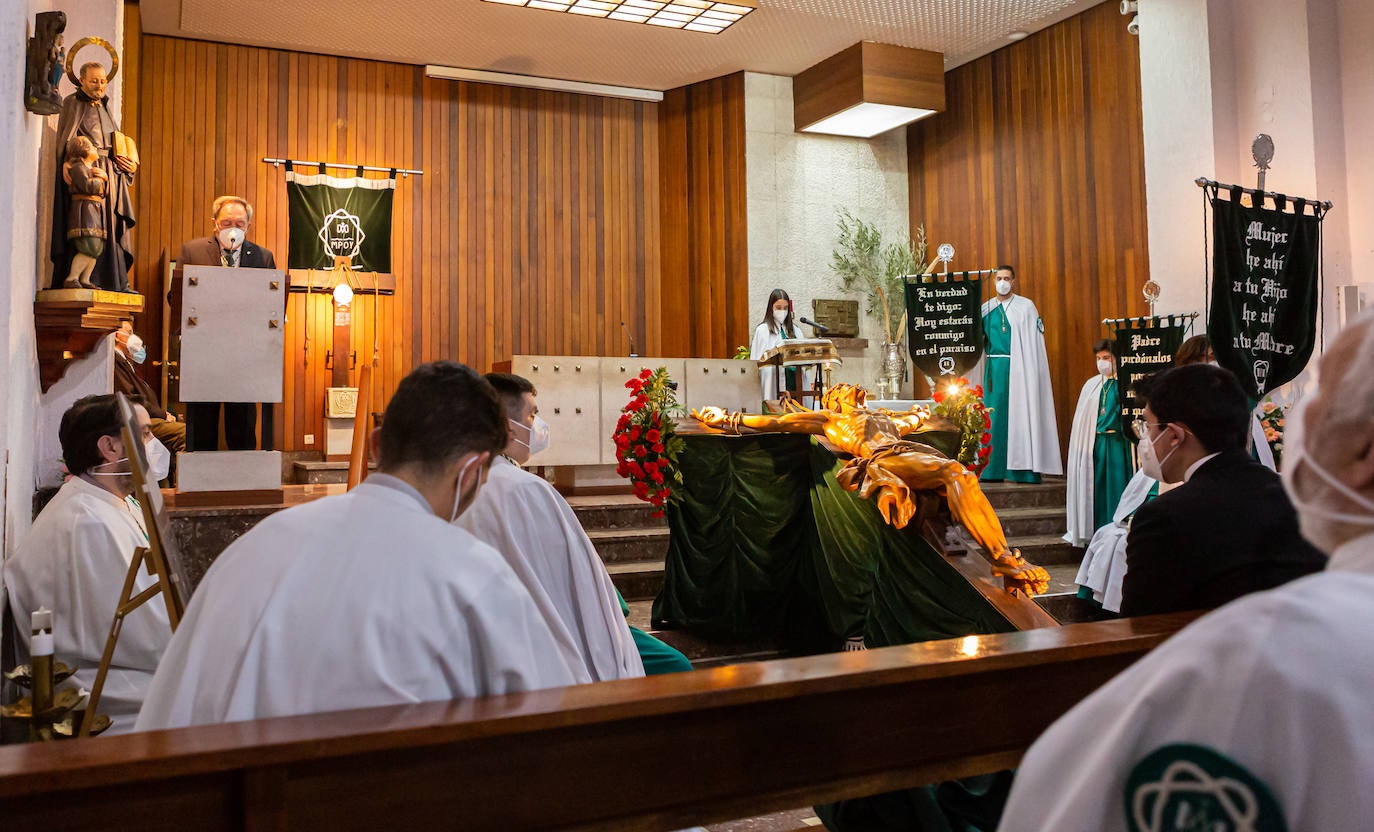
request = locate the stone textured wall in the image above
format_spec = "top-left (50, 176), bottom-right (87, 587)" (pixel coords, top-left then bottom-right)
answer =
top-left (743, 72), bottom-right (913, 394)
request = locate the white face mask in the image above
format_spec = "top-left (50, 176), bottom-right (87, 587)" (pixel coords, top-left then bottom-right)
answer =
top-left (1138, 426), bottom-right (1180, 483)
top-left (447, 455), bottom-right (483, 523)
top-left (1096, 358), bottom-right (1114, 377)
top-left (1280, 396), bottom-right (1374, 553)
top-left (772, 308), bottom-right (788, 325)
top-left (145, 436), bottom-right (171, 482)
top-left (509, 416), bottom-right (551, 457)
top-left (995, 279), bottom-right (1013, 296)
top-left (216, 226), bottom-right (245, 251)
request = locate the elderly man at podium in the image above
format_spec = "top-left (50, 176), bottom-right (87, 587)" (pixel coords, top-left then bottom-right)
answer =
top-left (177, 195), bottom-right (278, 451)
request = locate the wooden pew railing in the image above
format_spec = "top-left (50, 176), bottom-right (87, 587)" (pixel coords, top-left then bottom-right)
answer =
top-left (0, 614), bottom-right (1195, 830)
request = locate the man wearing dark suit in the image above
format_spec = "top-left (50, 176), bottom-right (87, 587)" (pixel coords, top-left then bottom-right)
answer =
top-left (113, 322), bottom-right (186, 474)
top-left (176, 195), bottom-right (278, 452)
top-left (1120, 364), bottom-right (1324, 616)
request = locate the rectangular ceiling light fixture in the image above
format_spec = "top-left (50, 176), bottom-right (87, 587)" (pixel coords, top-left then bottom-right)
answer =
top-left (793, 42), bottom-right (946, 138)
top-left (482, 0), bottom-right (756, 34)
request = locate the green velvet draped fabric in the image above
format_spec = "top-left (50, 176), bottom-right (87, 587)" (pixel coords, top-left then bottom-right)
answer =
top-left (652, 431), bottom-right (1013, 652)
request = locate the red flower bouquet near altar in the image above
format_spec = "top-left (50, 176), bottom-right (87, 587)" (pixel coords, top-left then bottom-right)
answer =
top-left (613, 367), bottom-right (686, 517)
top-left (930, 376), bottom-right (993, 475)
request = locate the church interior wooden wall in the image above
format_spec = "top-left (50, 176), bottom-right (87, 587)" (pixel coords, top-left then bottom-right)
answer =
top-left (658, 73), bottom-right (750, 359)
top-left (907, 0), bottom-right (1150, 453)
top-left (126, 14), bottom-right (747, 453)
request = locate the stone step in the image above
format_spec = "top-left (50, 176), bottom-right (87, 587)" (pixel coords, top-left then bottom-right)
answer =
top-left (588, 527), bottom-right (671, 564)
top-left (997, 506), bottom-right (1068, 539)
top-left (1010, 534), bottom-right (1083, 566)
top-left (980, 479), bottom-right (1067, 510)
top-left (607, 559), bottom-right (665, 602)
top-left (1035, 592), bottom-right (1121, 625)
top-left (291, 460), bottom-right (375, 485)
top-left (569, 500), bottom-right (666, 532)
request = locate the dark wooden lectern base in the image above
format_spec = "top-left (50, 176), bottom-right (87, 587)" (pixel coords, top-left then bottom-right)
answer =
top-left (170, 488), bottom-right (286, 508)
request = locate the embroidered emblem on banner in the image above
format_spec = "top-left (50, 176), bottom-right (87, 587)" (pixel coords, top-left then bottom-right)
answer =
top-left (319, 208), bottom-right (366, 261)
top-left (1125, 744), bottom-right (1286, 832)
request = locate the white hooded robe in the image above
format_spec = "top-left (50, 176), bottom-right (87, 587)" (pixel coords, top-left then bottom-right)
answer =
top-left (457, 457), bottom-right (644, 682)
top-left (135, 475), bottom-right (579, 730)
top-left (5, 476), bottom-right (170, 735)
top-left (972, 295), bottom-right (1062, 475)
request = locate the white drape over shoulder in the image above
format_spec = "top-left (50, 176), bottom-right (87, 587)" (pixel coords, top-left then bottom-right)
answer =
top-left (135, 477), bottom-right (579, 730)
top-left (458, 457), bottom-right (643, 682)
top-left (972, 295), bottom-right (1062, 475)
top-left (1064, 374), bottom-right (1107, 546)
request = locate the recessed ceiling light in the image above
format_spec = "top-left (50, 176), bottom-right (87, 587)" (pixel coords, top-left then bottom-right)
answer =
top-left (1007, 30), bottom-right (1029, 40)
top-left (482, 0), bottom-right (755, 33)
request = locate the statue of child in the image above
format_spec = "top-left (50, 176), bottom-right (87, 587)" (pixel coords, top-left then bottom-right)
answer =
top-left (61, 135), bottom-right (108, 289)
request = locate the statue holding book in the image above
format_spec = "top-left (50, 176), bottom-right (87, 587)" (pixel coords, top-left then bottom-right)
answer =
top-left (50, 37), bottom-right (138, 293)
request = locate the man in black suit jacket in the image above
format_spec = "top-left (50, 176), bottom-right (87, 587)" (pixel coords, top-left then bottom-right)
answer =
top-left (1120, 364), bottom-right (1324, 616)
top-left (176, 195), bottom-right (278, 452)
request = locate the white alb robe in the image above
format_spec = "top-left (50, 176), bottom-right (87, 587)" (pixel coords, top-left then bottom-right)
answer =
top-left (750, 321), bottom-right (791, 402)
top-left (1064, 373), bottom-right (1108, 546)
top-left (1073, 469), bottom-right (1155, 612)
top-left (3, 476), bottom-right (170, 734)
top-left (135, 476), bottom-right (579, 730)
top-left (457, 457), bottom-right (643, 682)
top-left (1002, 533), bottom-right (1372, 832)
top-left (971, 295), bottom-right (1062, 475)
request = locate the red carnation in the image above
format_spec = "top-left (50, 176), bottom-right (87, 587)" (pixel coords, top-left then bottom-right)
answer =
top-left (974, 385), bottom-right (984, 397)
top-left (639, 368), bottom-right (653, 380)
top-left (616, 463), bottom-right (629, 477)
top-left (933, 391), bottom-right (945, 404)
top-left (983, 414), bottom-right (992, 428)
top-left (650, 470), bottom-right (665, 485)
top-left (652, 442), bottom-right (665, 454)
top-left (650, 509), bottom-right (664, 518)
top-left (980, 432), bottom-right (992, 444)
top-left (633, 481), bottom-right (650, 498)
top-left (635, 444), bottom-right (648, 457)
top-left (629, 425), bottom-right (641, 441)
top-left (658, 488), bottom-right (673, 500)
top-left (646, 428), bottom-right (661, 443)
top-left (627, 461), bottom-right (643, 477)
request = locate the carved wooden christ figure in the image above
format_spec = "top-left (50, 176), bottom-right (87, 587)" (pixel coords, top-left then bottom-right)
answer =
top-left (51, 40), bottom-right (137, 293)
top-left (693, 384), bottom-right (1051, 596)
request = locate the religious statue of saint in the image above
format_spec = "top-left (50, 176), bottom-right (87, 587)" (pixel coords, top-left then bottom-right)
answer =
top-left (693, 384), bottom-right (1051, 596)
top-left (23, 11), bottom-right (66, 115)
top-left (50, 40), bottom-right (137, 293)
top-left (60, 136), bottom-right (109, 288)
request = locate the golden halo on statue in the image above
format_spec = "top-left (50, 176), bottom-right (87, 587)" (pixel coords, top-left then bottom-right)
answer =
top-left (65, 37), bottom-right (120, 88)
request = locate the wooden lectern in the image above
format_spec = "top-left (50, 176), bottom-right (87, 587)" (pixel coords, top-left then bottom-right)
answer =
top-left (758, 339), bottom-right (841, 403)
top-left (176, 265), bottom-right (286, 504)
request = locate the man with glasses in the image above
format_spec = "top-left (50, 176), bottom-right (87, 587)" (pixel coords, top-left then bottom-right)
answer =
top-left (176, 196), bottom-right (279, 451)
top-left (1118, 363), bottom-right (1323, 616)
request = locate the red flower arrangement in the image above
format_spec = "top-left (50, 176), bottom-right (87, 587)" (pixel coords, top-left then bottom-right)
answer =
top-left (930, 376), bottom-right (994, 475)
top-left (612, 367), bottom-right (686, 517)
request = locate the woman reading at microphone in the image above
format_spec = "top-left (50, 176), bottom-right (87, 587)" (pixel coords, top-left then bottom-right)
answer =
top-left (750, 289), bottom-right (799, 404)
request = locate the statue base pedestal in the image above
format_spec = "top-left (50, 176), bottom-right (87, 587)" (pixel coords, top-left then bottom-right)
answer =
top-left (33, 289), bottom-right (143, 392)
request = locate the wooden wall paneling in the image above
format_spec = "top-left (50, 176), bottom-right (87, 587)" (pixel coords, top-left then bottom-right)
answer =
top-left (134, 35), bottom-right (734, 451)
top-left (907, 1), bottom-right (1150, 456)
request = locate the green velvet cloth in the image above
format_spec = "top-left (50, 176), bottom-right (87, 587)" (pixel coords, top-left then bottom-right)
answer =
top-left (651, 431), bottom-right (1012, 652)
top-left (652, 430), bottom-right (1020, 832)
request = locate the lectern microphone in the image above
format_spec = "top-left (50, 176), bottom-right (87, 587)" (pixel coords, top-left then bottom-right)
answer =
top-left (620, 320), bottom-right (639, 357)
top-left (798, 317), bottom-right (831, 334)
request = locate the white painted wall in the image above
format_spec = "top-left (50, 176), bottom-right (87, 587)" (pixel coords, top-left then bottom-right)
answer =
top-left (743, 72), bottom-right (912, 393)
top-left (1137, 0), bottom-right (1370, 406)
top-left (2, 0), bottom-right (124, 573)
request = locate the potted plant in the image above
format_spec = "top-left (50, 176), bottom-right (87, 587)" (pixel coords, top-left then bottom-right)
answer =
top-left (830, 209), bottom-right (927, 398)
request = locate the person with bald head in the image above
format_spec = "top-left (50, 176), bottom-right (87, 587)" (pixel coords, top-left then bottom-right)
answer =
top-left (998, 309), bottom-right (1374, 831)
